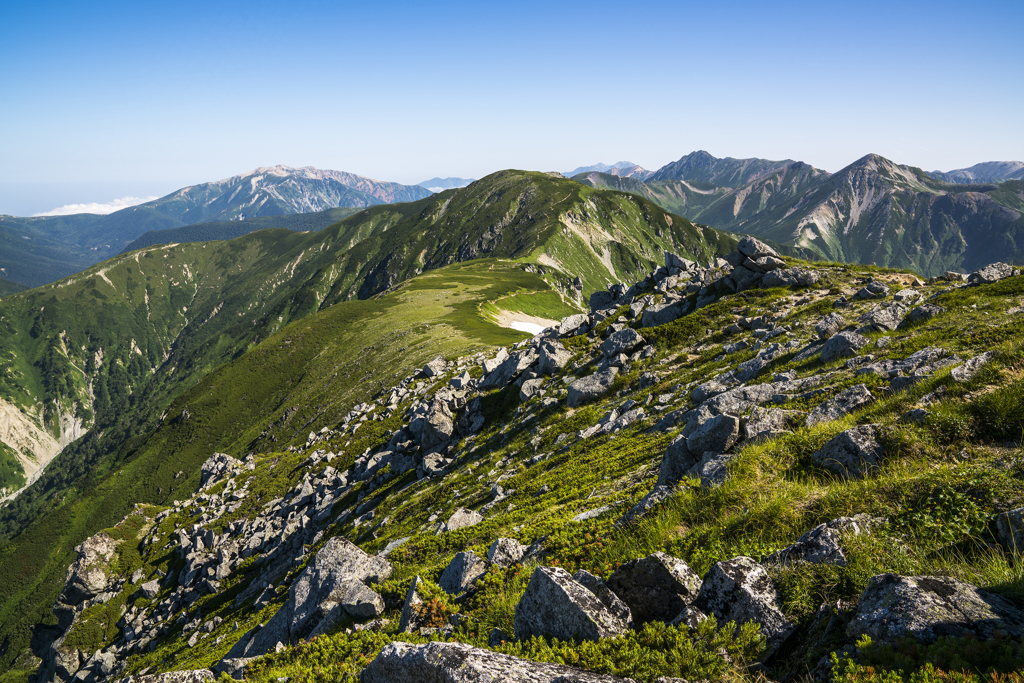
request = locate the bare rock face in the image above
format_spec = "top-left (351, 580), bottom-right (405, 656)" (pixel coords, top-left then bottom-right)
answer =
top-left (805, 384), bottom-right (874, 427)
top-left (514, 566), bottom-right (631, 642)
top-left (686, 413), bottom-right (739, 457)
top-left (438, 551), bottom-right (487, 595)
top-left (848, 574), bottom-right (1024, 645)
top-left (115, 672), bottom-right (216, 683)
top-left (361, 640), bottom-right (635, 682)
top-left (567, 367), bottom-right (619, 408)
top-left (811, 425), bottom-right (884, 479)
top-left (573, 569), bottom-right (634, 627)
top-left (227, 538), bottom-right (391, 658)
top-left (538, 340), bottom-right (573, 375)
top-left (61, 531), bottom-right (121, 606)
top-left (820, 331), bottom-right (869, 364)
top-left (692, 556), bottom-right (795, 657)
top-left (601, 329), bottom-right (646, 359)
top-left (606, 553), bottom-right (701, 625)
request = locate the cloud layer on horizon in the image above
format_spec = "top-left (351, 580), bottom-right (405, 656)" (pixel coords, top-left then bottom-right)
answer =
top-left (33, 196), bottom-right (158, 217)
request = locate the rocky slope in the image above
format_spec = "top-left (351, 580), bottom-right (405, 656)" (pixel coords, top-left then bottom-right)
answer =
top-left (930, 161), bottom-right (1024, 184)
top-left (19, 238), bottom-right (1024, 683)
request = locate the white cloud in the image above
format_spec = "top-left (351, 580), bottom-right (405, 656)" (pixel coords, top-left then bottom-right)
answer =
top-left (33, 196), bottom-right (158, 217)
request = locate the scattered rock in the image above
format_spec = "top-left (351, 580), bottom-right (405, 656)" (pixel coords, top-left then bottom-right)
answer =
top-left (811, 425), bottom-right (884, 479)
top-left (573, 569), bottom-right (633, 627)
top-left (805, 384), bottom-right (874, 427)
top-left (361, 640), bottom-right (634, 682)
top-left (854, 281), bottom-right (890, 299)
top-left (744, 407), bottom-right (801, 443)
top-left (656, 435), bottom-right (699, 487)
top-left (847, 574), bottom-right (1024, 645)
top-left (439, 551), bottom-right (486, 595)
top-left (559, 314), bottom-right (590, 337)
top-left (488, 538), bottom-right (526, 567)
top-left (764, 516), bottom-right (875, 567)
top-left (969, 262), bottom-right (1017, 285)
top-left (814, 312), bottom-right (846, 340)
top-left (422, 357), bottom-right (447, 377)
top-left (820, 331), bottom-right (869, 364)
top-left (606, 553), bottom-right (701, 625)
top-left (902, 304), bottom-right (945, 326)
top-left (538, 340), bottom-right (573, 375)
top-left (440, 508), bottom-right (483, 534)
top-left (514, 566), bottom-right (631, 641)
top-left (601, 329), bottom-right (646, 358)
top-left (685, 413), bottom-right (739, 457)
top-left (996, 507), bottom-right (1024, 553)
top-left (115, 672), bottom-right (216, 683)
top-left (692, 556), bottom-right (795, 657)
top-left (567, 367), bottom-right (619, 408)
top-left (951, 350), bottom-right (996, 383)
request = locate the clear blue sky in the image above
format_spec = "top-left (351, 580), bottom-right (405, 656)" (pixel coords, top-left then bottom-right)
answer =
top-left (1, 0), bottom-right (1022, 214)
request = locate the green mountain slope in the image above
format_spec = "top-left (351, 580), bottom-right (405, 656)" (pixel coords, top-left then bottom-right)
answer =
top-left (9, 242), bottom-right (1024, 683)
top-left (119, 207), bottom-right (360, 253)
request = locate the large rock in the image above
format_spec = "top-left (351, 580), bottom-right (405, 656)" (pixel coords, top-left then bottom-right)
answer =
top-left (573, 569), bottom-right (633, 627)
top-left (115, 672), bottom-right (216, 683)
top-left (483, 348), bottom-right (510, 374)
top-left (820, 331), bottom-right (869, 363)
top-left (642, 302), bottom-right (686, 328)
top-left (902, 303), bottom-right (945, 326)
top-left (559, 314), bottom-right (590, 337)
top-left (848, 574), bottom-right (1024, 645)
top-left (969, 262), bottom-right (1016, 285)
top-left (656, 435), bottom-right (699, 487)
top-left (606, 553), bottom-right (701, 625)
top-left (398, 576), bottom-right (425, 632)
top-left (422, 356), bottom-right (448, 377)
top-left (200, 452), bottom-right (242, 487)
top-left (762, 267), bottom-right (820, 288)
top-left (361, 641), bottom-right (634, 682)
top-left (590, 290), bottom-right (616, 311)
top-left (567, 367), bottom-right (619, 408)
top-left (538, 340), bottom-right (572, 375)
top-left (520, 378), bottom-right (545, 402)
top-left (814, 312), bottom-right (846, 340)
top-left (764, 516), bottom-right (874, 567)
top-left (811, 425), bottom-right (884, 479)
top-left (805, 384), bottom-right (874, 427)
top-left (61, 531), bottom-right (120, 605)
top-left (691, 452), bottom-right (735, 488)
top-left (440, 508), bottom-right (483, 534)
top-left (737, 236), bottom-right (778, 260)
top-left (686, 413), bottom-right (739, 456)
top-left (514, 566), bottom-right (631, 641)
top-left (951, 350), bottom-right (996, 383)
top-left (480, 349), bottom-right (538, 389)
top-left (744, 407), bottom-right (801, 443)
top-left (412, 400), bottom-right (455, 450)
top-left (692, 556), bottom-right (795, 657)
top-left (228, 538), bottom-right (392, 657)
top-left (488, 538), bottom-right (526, 567)
top-left (439, 551), bottom-right (487, 595)
top-left (601, 329), bottom-right (645, 358)
top-left (996, 507), bottom-right (1024, 553)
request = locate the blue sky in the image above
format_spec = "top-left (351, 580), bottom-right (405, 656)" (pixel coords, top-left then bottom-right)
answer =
top-left (1, 0), bottom-right (1022, 215)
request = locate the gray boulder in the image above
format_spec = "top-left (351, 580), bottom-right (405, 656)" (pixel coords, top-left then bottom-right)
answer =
top-left (606, 553), bottom-right (701, 625)
top-left (440, 508), bottom-right (483, 534)
top-left (590, 290), bottom-right (617, 311)
top-left (514, 566), bottom-right (631, 641)
top-left (413, 401), bottom-right (454, 450)
top-left (686, 413), bottom-right (739, 456)
top-left (573, 569), bottom-right (634, 627)
top-left (488, 538), bottom-right (526, 567)
top-left (805, 384), bottom-right (874, 427)
top-left (439, 551), bottom-right (487, 595)
top-left (361, 641), bottom-right (635, 682)
top-left (567, 367), bottom-right (619, 408)
top-left (814, 312), bottom-right (846, 340)
top-left (951, 350), bottom-right (995, 383)
top-left (744, 407), bottom-right (801, 443)
top-left (692, 556), bottom-right (795, 657)
top-left (642, 302), bottom-right (686, 328)
top-left (996, 507), bottom-right (1024, 553)
top-left (691, 452), bottom-right (735, 488)
top-left (762, 267), bottom-right (820, 288)
top-left (848, 574), bottom-right (1024, 645)
top-left (764, 516), bottom-right (874, 567)
top-left (737, 236), bottom-right (778, 259)
top-left (398, 576), bottom-right (425, 633)
top-left (229, 538), bottom-right (392, 657)
top-left (812, 425), bottom-right (884, 479)
top-left (902, 303), bottom-right (945, 326)
top-left (538, 341), bottom-right (573, 375)
top-left (115, 672), bottom-right (216, 683)
top-left (140, 579), bottom-right (161, 600)
top-left (969, 262), bottom-right (1016, 285)
top-left (61, 531), bottom-right (120, 605)
top-left (859, 304), bottom-right (908, 332)
top-left (559, 314), bottom-right (590, 337)
top-left (656, 435), bottom-right (699, 487)
top-left (483, 348), bottom-right (510, 374)
top-left (724, 265), bottom-right (762, 292)
top-left (601, 329), bottom-right (645, 358)
top-left (854, 281), bottom-right (890, 299)
top-left (820, 331), bottom-right (869, 363)
top-left (422, 356), bottom-right (447, 377)
top-left (480, 349), bottom-right (538, 389)
top-left (520, 378), bottom-right (545, 402)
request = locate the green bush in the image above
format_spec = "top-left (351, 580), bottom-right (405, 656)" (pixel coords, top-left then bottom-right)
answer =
top-left (831, 634), bottom-right (1024, 683)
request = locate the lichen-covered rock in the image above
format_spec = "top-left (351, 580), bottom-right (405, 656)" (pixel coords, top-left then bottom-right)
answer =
top-left (422, 356), bottom-right (448, 377)
top-left (692, 556), bottom-right (795, 657)
top-left (847, 574), bottom-right (1024, 645)
top-left (488, 538), bottom-right (526, 567)
top-left (656, 435), bottom-right (699, 487)
top-left (996, 507), bottom-right (1024, 554)
top-left (902, 303), bottom-right (945, 326)
top-left (685, 413), bottom-right (739, 457)
top-left (969, 262), bottom-right (1017, 285)
top-left (764, 515), bottom-right (875, 567)
top-left (606, 552), bottom-right (701, 625)
top-left (514, 566), bottom-right (631, 642)
top-left (744, 407), bottom-right (801, 443)
top-left (440, 508), bottom-right (483, 534)
top-left (361, 641), bottom-right (635, 682)
top-left (115, 671), bottom-right (216, 683)
top-left (567, 367), bottom-right (619, 408)
top-left (601, 328), bottom-right (645, 359)
top-left (762, 267), bottom-right (820, 288)
top-left (559, 314), bottom-right (590, 337)
top-left (573, 569), bottom-right (633, 627)
top-left (61, 531), bottom-right (120, 605)
top-left (811, 425), bottom-right (884, 479)
top-left (951, 350), bottom-right (996, 383)
top-left (820, 331), bottom-right (869, 363)
top-left (691, 452), bottom-right (735, 488)
top-left (538, 340), bottom-right (572, 375)
top-left (439, 551), bottom-right (486, 595)
top-left (814, 312), bottom-right (846, 340)
top-left (398, 575), bottom-right (425, 633)
top-left (805, 384), bottom-right (874, 427)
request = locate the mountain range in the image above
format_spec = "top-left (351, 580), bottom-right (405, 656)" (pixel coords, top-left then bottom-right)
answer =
top-left (565, 162), bottom-right (653, 180)
top-left (576, 151), bottom-right (1024, 276)
top-left (930, 160), bottom-right (1024, 184)
top-left (417, 177), bottom-right (477, 192)
top-left (0, 166), bottom-right (432, 288)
